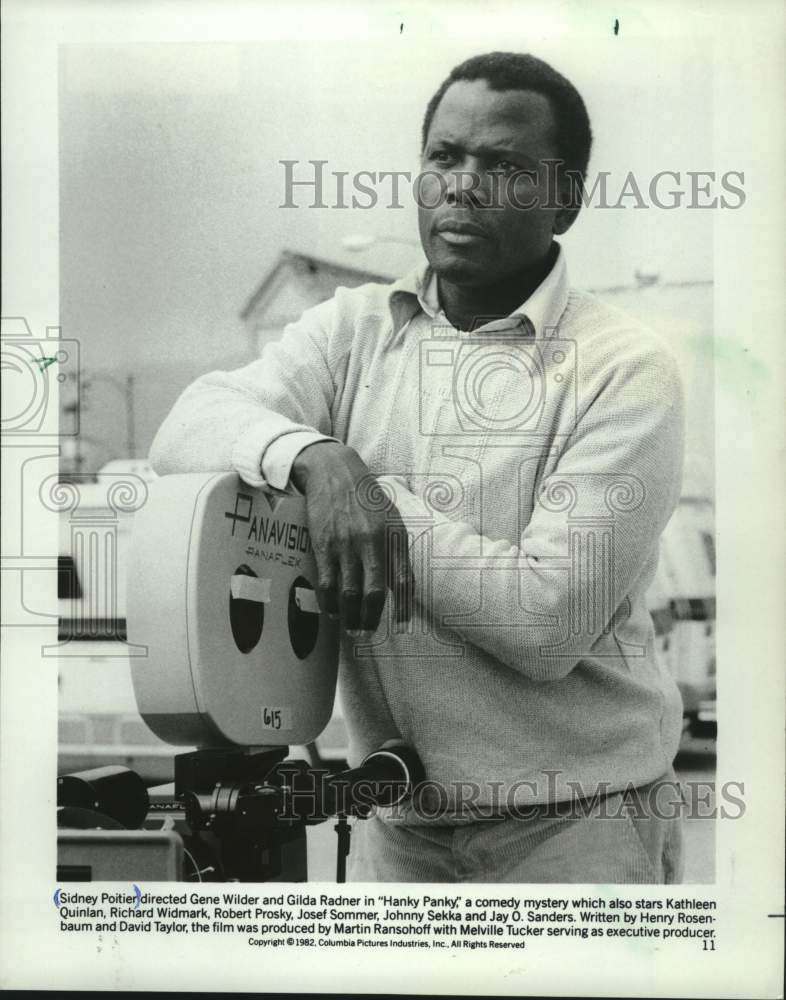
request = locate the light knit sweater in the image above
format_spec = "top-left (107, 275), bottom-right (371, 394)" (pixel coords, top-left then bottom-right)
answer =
top-left (150, 244), bottom-right (685, 817)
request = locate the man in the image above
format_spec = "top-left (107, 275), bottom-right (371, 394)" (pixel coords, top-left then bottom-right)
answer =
top-left (150, 52), bottom-right (686, 883)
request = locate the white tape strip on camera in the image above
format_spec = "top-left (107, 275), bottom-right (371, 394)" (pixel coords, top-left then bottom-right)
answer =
top-left (230, 575), bottom-right (272, 603)
top-left (294, 587), bottom-right (320, 614)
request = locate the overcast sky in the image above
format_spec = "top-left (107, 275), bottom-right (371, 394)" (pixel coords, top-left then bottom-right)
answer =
top-left (60, 35), bottom-right (713, 376)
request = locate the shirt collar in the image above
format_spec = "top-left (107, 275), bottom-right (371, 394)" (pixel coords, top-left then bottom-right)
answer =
top-left (387, 241), bottom-right (570, 342)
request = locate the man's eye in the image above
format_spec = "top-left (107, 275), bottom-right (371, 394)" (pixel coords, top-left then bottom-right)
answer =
top-left (430, 150), bottom-right (455, 164)
top-left (492, 159), bottom-right (517, 172)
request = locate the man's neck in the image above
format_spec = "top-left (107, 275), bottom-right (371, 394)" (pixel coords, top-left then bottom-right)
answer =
top-left (437, 244), bottom-right (557, 332)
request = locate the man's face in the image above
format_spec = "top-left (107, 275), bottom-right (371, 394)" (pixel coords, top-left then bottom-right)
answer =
top-left (417, 79), bottom-right (574, 287)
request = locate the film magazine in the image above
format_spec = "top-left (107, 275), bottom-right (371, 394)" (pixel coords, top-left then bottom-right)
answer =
top-left (1, 1), bottom-right (784, 996)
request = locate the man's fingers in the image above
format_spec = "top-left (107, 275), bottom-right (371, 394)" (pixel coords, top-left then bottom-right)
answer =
top-left (339, 558), bottom-right (363, 631)
top-left (359, 588), bottom-right (386, 633)
top-left (314, 552), bottom-right (340, 620)
top-left (305, 483), bottom-right (413, 633)
top-left (359, 545), bottom-right (386, 633)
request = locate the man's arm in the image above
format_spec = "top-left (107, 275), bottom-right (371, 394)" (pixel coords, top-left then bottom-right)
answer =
top-left (149, 293), bottom-right (414, 630)
top-left (149, 297), bottom-right (339, 488)
top-left (378, 346), bottom-right (685, 682)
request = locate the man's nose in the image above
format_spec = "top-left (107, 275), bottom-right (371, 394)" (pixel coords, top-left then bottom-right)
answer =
top-left (445, 157), bottom-right (492, 207)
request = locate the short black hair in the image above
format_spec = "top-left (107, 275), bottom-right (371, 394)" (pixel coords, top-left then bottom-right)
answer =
top-left (421, 51), bottom-right (593, 179)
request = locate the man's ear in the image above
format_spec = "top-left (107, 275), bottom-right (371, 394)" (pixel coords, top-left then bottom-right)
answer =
top-left (552, 176), bottom-right (582, 235)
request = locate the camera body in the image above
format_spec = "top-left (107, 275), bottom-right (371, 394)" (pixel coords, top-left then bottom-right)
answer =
top-left (127, 472), bottom-right (340, 748)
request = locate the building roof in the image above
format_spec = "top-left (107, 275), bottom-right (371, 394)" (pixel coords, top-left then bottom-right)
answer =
top-left (241, 243), bottom-right (423, 330)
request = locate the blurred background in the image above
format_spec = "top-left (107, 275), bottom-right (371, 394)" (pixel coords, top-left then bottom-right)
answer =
top-left (56, 38), bottom-right (716, 881)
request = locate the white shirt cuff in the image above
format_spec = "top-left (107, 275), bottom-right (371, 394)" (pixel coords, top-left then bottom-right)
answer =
top-left (232, 421), bottom-right (338, 490)
top-left (262, 431), bottom-right (339, 492)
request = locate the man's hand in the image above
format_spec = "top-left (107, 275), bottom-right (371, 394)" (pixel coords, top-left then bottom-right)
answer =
top-left (291, 442), bottom-right (414, 633)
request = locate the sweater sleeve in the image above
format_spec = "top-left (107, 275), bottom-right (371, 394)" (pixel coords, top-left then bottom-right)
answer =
top-left (148, 297), bottom-right (340, 489)
top-left (378, 347), bottom-right (685, 683)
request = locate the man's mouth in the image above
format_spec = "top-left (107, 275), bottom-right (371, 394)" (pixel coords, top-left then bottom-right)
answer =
top-left (435, 219), bottom-right (489, 246)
